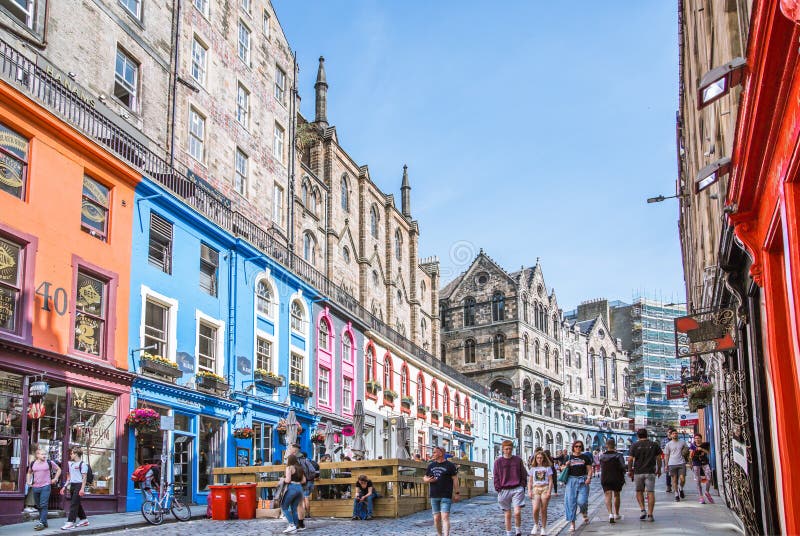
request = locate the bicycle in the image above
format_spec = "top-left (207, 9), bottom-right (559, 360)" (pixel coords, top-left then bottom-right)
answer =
top-left (141, 482), bottom-right (192, 525)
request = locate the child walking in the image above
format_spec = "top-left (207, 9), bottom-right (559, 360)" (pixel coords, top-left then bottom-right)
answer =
top-left (527, 451), bottom-right (554, 535)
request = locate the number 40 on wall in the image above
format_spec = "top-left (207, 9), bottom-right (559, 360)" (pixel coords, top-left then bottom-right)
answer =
top-left (36, 281), bottom-right (68, 316)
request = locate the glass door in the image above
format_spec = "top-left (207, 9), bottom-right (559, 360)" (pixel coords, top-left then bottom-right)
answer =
top-left (173, 435), bottom-right (192, 501)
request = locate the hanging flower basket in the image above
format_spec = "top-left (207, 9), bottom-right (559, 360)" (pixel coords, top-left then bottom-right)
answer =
top-left (311, 432), bottom-right (325, 444)
top-left (688, 382), bottom-right (714, 411)
top-left (233, 427), bottom-right (254, 439)
top-left (126, 408), bottom-right (160, 432)
top-left (276, 418), bottom-right (304, 435)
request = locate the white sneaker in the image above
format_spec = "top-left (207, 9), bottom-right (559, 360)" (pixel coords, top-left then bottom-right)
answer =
top-left (530, 524), bottom-right (540, 535)
top-left (540, 527), bottom-right (548, 536)
top-left (60, 522), bottom-right (75, 531)
top-left (23, 507), bottom-right (38, 513)
top-left (75, 519), bottom-right (89, 527)
top-left (282, 525), bottom-right (297, 534)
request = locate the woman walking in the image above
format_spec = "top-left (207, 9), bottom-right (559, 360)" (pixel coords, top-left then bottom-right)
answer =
top-left (691, 440), bottom-right (714, 504)
top-left (599, 439), bottom-right (626, 523)
top-left (563, 441), bottom-right (594, 533)
top-left (281, 454), bottom-right (306, 534)
top-left (527, 451), bottom-right (553, 535)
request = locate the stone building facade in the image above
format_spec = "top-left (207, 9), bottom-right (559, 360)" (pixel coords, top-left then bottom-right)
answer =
top-left (439, 252), bottom-right (631, 459)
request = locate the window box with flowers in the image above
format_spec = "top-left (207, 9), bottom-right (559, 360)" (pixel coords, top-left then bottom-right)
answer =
top-left (196, 370), bottom-right (229, 394)
top-left (126, 408), bottom-right (161, 433)
top-left (383, 389), bottom-right (398, 404)
top-left (401, 396), bottom-right (414, 409)
top-left (366, 379), bottom-right (381, 397)
top-left (417, 405), bottom-right (429, 419)
top-left (289, 381), bottom-right (313, 399)
top-left (464, 421), bottom-right (472, 434)
top-left (233, 426), bottom-right (254, 440)
top-left (430, 409), bottom-right (441, 424)
top-left (140, 353), bottom-right (183, 381)
top-left (311, 432), bottom-right (326, 444)
top-left (688, 382), bottom-right (714, 411)
top-left (454, 418), bottom-right (464, 430)
top-left (443, 413), bottom-right (453, 427)
top-left (255, 369), bottom-right (284, 389)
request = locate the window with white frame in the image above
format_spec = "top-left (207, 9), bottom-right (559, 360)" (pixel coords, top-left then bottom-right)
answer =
top-left (256, 280), bottom-right (273, 317)
top-left (290, 300), bottom-right (304, 332)
top-left (290, 352), bottom-right (303, 384)
top-left (114, 48), bottom-right (138, 111)
top-left (318, 367), bottom-right (330, 404)
top-left (240, 0), bottom-right (251, 14)
top-left (263, 9), bottom-right (270, 36)
top-left (1, 0), bottom-right (36, 28)
top-left (199, 243), bottom-right (218, 296)
top-left (119, 0), bottom-right (141, 19)
top-left (144, 299), bottom-right (169, 357)
top-left (255, 336), bottom-right (272, 372)
top-left (273, 123), bottom-right (285, 163)
top-left (318, 319), bottom-right (329, 351)
top-left (343, 377), bottom-right (352, 412)
top-left (236, 83), bottom-right (249, 127)
top-left (272, 183), bottom-right (284, 226)
top-left (238, 20), bottom-right (251, 64)
top-left (197, 320), bottom-right (218, 372)
top-left (188, 107), bottom-right (205, 162)
top-left (342, 331), bottom-right (352, 361)
top-left (193, 0), bottom-right (208, 17)
top-left (234, 148), bottom-right (248, 195)
top-left (191, 37), bottom-right (207, 86)
top-left (274, 65), bottom-right (286, 104)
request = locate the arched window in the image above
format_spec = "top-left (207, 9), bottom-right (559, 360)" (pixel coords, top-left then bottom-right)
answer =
top-left (318, 318), bottom-right (330, 350)
top-left (522, 294), bottom-right (528, 323)
top-left (552, 315), bottom-right (559, 339)
top-left (365, 345), bottom-right (375, 381)
top-left (370, 205), bottom-right (379, 238)
top-left (440, 343), bottom-right (446, 363)
top-left (544, 344), bottom-right (550, 369)
top-left (443, 387), bottom-right (450, 415)
top-left (303, 232), bottom-right (316, 264)
top-left (383, 355), bottom-right (393, 390)
top-left (394, 229), bottom-right (402, 261)
top-left (342, 330), bottom-right (353, 362)
top-left (464, 339), bottom-right (476, 363)
top-left (454, 393), bottom-right (461, 418)
top-left (543, 308), bottom-right (549, 334)
top-left (493, 333), bottom-right (505, 360)
top-left (431, 381), bottom-right (439, 410)
top-left (464, 297), bottom-right (476, 327)
top-left (464, 397), bottom-right (471, 421)
top-left (506, 415), bottom-right (512, 435)
top-left (301, 182), bottom-right (309, 206)
top-left (340, 175), bottom-right (349, 212)
top-left (494, 413), bottom-right (499, 433)
top-left (534, 339), bottom-right (540, 364)
top-left (417, 373), bottom-right (426, 406)
top-left (523, 334), bottom-right (529, 360)
top-left (400, 364), bottom-right (409, 398)
top-left (554, 350), bottom-right (560, 374)
top-left (256, 279), bottom-right (273, 317)
top-left (533, 302), bottom-right (540, 329)
top-left (554, 390), bottom-right (562, 419)
top-left (310, 189), bottom-right (318, 215)
top-left (575, 352), bottom-right (582, 369)
top-left (421, 317), bottom-right (427, 339)
top-left (492, 291), bottom-right (505, 321)
top-left (577, 377), bottom-right (583, 395)
top-left (544, 387), bottom-right (552, 417)
top-left (565, 350), bottom-right (571, 367)
top-left (290, 300), bottom-right (305, 332)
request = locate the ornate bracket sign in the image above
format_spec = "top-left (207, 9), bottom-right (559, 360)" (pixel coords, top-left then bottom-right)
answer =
top-left (674, 308), bottom-right (736, 357)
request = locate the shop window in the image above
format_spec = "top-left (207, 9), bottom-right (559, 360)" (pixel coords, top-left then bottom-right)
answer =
top-left (70, 388), bottom-right (117, 495)
top-left (198, 416), bottom-right (224, 492)
top-left (73, 270), bottom-right (108, 357)
top-left (0, 236), bottom-right (23, 334)
top-left (253, 422), bottom-right (273, 465)
top-left (134, 403), bottom-right (168, 467)
top-left (0, 122), bottom-right (29, 200)
top-left (0, 371), bottom-right (23, 492)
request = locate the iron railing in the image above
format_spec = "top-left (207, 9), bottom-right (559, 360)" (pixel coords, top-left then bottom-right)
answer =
top-left (0, 37), bottom-right (489, 397)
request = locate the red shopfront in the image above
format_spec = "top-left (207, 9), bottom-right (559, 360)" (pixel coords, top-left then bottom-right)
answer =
top-left (0, 340), bottom-right (133, 524)
top-left (727, 2), bottom-right (800, 533)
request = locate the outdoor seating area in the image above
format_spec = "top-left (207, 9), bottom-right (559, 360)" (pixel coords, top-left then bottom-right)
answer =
top-left (212, 458), bottom-right (488, 518)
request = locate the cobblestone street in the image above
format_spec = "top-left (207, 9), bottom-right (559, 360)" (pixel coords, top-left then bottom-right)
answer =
top-left (102, 483), bottom-right (602, 536)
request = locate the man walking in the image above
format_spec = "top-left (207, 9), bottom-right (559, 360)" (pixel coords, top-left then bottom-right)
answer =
top-left (493, 440), bottom-right (527, 536)
top-left (423, 446), bottom-right (460, 536)
top-left (663, 429), bottom-right (689, 502)
top-left (27, 448), bottom-right (61, 531)
top-left (627, 428), bottom-right (662, 522)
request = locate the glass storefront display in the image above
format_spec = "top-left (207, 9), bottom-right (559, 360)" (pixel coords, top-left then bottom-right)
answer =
top-left (28, 385), bottom-right (66, 473)
top-left (70, 388), bottom-right (117, 495)
top-left (252, 421), bottom-right (273, 464)
top-left (198, 416), bottom-right (223, 492)
top-left (0, 371), bottom-right (22, 492)
top-left (133, 403), bottom-right (168, 468)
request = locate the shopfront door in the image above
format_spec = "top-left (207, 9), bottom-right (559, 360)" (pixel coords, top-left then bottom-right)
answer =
top-left (173, 435), bottom-right (192, 502)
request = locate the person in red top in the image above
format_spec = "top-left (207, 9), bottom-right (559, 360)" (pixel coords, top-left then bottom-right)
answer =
top-left (493, 440), bottom-right (527, 536)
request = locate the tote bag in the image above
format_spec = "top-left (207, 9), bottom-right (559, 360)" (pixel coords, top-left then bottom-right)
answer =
top-left (558, 466), bottom-right (570, 484)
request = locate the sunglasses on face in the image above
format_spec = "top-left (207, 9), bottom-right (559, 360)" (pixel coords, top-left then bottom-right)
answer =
top-left (573, 445), bottom-right (584, 449)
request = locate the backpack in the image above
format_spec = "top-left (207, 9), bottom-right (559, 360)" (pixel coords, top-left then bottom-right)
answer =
top-left (80, 462), bottom-right (94, 485)
top-left (300, 457), bottom-right (319, 482)
top-left (28, 460), bottom-right (58, 479)
top-left (131, 463), bottom-right (160, 484)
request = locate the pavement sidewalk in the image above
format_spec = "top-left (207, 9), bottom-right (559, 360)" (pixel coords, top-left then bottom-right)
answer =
top-left (0, 508), bottom-right (206, 536)
top-left (559, 474), bottom-right (743, 536)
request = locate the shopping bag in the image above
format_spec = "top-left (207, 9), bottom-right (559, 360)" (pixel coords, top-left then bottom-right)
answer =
top-left (558, 466), bottom-right (570, 484)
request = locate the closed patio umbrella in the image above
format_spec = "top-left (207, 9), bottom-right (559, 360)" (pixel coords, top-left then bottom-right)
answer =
top-left (285, 409), bottom-right (299, 451)
top-left (395, 416), bottom-right (410, 459)
top-left (352, 399), bottom-right (366, 458)
top-left (324, 420), bottom-right (336, 457)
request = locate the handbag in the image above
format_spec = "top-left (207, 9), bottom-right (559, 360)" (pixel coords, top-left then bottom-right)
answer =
top-left (558, 466), bottom-right (570, 483)
top-left (271, 479), bottom-right (287, 508)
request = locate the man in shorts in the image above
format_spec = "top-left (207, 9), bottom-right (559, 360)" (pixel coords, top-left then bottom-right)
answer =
top-left (493, 440), bottom-right (527, 536)
top-left (424, 446), bottom-right (459, 536)
top-left (663, 429), bottom-right (689, 501)
top-left (628, 428), bottom-right (662, 522)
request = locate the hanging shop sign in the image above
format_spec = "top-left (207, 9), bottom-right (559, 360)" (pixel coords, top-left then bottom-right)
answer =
top-left (666, 383), bottom-right (686, 400)
top-left (679, 412), bottom-right (699, 426)
top-left (674, 308), bottom-right (736, 357)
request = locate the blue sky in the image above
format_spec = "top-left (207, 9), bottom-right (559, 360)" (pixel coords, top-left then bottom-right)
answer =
top-left (273, 1), bottom-right (684, 310)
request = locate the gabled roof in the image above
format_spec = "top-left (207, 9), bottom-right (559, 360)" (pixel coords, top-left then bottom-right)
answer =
top-left (575, 318), bottom-right (598, 335)
top-left (440, 249), bottom-right (517, 300)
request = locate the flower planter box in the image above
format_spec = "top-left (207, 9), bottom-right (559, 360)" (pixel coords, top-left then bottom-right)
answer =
top-left (255, 372), bottom-right (284, 389)
top-left (140, 358), bottom-right (183, 381)
top-left (289, 384), bottom-right (313, 398)
top-left (417, 411), bottom-right (427, 419)
top-left (196, 375), bottom-right (229, 394)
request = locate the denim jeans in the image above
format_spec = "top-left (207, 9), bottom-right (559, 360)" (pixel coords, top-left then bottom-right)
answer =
top-left (281, 483), bottom-right (303, 525)
top-left (352, 494), bottom-right (374, 517)
top-left (563, 476), bottom-right (589, 522)
top-left (32, 485), bottom-right (50, 526)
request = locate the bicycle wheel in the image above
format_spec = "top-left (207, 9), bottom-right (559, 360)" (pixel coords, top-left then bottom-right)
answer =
top-left (171, 497), bottom-right (192, 521)
top-left (141, 500), bottom-right (164, 525)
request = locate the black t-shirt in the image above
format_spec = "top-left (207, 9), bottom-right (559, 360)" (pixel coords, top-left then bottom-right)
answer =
top-left (566, 454), bottom-right (593, 477)
top-left (599, 452), bottom-right (626, 484)
top-left (630, 440), bottom-right (663, 474)
top-left (355, 480), bottom-right (374, 498)
top-left (426, 460), bottom-right (458, 498)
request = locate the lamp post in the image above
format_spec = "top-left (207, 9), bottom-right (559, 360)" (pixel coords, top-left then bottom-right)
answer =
top-left (130, 344), bottom-right (158, 373)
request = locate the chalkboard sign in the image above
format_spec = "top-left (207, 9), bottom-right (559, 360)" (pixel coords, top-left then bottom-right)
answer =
top-left (236, 447), bottom-right (250, 467)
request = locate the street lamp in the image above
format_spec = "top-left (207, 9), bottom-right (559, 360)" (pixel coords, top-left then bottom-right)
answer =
top-left (647, 193), bottom-right (687, 204)
top-left (694, 157), bottom-right (732, 193)
top-left (697, 57), bottom-right (746, 109)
